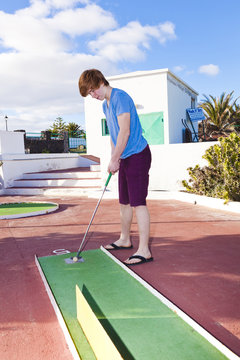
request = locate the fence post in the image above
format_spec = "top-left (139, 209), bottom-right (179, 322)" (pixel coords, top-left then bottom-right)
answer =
top-left (63, 131), bottom-right (69, 153)
top-left (46, 131), bottom-right (51, 141)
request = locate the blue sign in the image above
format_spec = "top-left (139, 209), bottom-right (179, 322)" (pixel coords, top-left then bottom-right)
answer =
top-left (186, 108), bottom-right (205, 122)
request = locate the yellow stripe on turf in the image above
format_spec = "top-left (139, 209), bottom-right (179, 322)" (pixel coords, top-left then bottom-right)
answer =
top-left (76, 285), bottom-right (123, 360)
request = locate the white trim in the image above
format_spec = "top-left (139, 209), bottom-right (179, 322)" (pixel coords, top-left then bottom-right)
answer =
top-left (0, 153), bottom-right (79, 161)
top-left (100, 246), bottom-right (239, 360)
top-left (107, 68), bottom-right (198, 95)
top-left (35, 255), bottom-right (80, 360)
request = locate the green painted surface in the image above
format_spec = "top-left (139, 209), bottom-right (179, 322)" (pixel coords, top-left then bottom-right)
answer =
top-left (101, 112), bottom-right (165, 145)
top-left (38, 249), bottom-right (228, 360)
top-left (0, 202), bottom-right (57, 215)
top-left (139, 112), bottom-right (164, 145)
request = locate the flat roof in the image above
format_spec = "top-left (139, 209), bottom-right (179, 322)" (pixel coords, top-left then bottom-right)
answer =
top-left (107, 68), bottom-right (198, 96)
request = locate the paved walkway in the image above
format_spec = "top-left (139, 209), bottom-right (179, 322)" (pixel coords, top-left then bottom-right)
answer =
top-left (0, 194), bottom-right (240, 359)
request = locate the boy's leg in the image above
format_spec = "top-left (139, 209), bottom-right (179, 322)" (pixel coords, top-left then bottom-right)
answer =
top-left (104, 204), bottom-right (133, 249)
top-left (119, 204), bottom-right (133, 245)
top-left (135, 205), bottom-right (150, 253)
top-left (124, 205), bottom-right (152, 264)
top-left (122, 146), bottom-right (152, 263)
top-left (104, 156), bottom-right (133, 249)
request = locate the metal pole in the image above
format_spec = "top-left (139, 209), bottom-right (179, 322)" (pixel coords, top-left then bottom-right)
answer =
top-left (5, 116), bottom-right (8, 131)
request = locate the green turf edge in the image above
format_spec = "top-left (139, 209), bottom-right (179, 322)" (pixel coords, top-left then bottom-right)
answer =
top-left (36, 255), bottom-right (96, 360)
top-left (38, 249), bottom-right (230, 360)
top-left (102, 247), bottom-right (238, 360)
top-left (0, 202), bottom-right (57, 215)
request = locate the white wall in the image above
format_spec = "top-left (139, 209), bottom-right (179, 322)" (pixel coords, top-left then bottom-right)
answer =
top-left (107, 71), bottom-right (169, 143)
top-left (99, 138), bottom-right (218, 192)
top-left (85, 70), bottom-right (169, 155)
top-left (0, 153), bottom-right (96, 188)
top-left (85, 96), bottom-right (104, 156)
top-left (108, 72), bottom-right (168, 113)
top-left (167, 74), bottom-right (198, 144)
top-left (149, 142), bottom-right (216, 191)
top-left (0, 130), bottom-right (100, 188)
top-left (0, 161), bottom-right (3, 194)
top-left (0, 131), bottom-right (25, 154)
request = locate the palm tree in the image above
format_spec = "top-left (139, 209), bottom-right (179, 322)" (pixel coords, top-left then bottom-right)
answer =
top-left (67, 122), bottom-right (86, 138)
top-left (232, 102), bottom-right (240, 134)
top-left (199, 92), bottom-right (240, 138)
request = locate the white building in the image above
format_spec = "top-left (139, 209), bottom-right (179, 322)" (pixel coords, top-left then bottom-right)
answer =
top-left (83, 68), bottom-right (212, 192)
top-left (85, 68), bottom-right (198, 156)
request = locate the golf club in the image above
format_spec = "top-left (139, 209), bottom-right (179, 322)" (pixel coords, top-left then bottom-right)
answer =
top-left (64, 172), bottom-right (112, 264)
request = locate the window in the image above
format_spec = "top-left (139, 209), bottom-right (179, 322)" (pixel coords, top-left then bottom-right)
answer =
top-left (191, 97), bottom-right (196, 109)
top-left (101, 118), bottom-right (109, 136)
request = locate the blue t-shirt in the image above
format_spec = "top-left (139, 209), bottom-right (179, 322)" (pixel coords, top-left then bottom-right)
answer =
top-left (102, 88), bottom-right (147, 159)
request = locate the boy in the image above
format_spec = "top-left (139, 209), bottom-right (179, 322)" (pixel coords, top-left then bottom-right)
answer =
top-left (79, 69), bottom-right (153, 265)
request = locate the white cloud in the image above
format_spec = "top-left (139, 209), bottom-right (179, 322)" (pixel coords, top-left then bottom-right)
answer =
top-left (198, 64), bottom-right (220, 76)
top-left (45, 0), bottom-right (89, 10)
top-left (173, 65), bottom-right (185, 73)
top-left (0, 52), bottom-right (117, 107)
top-left (48, 4), bottom-right (117, 37)
top-left (0, 1), bottom-right (176, 132)
top-left (0, 3), bottom-right (116, 54)
top-left (16, 0), bottom-right (89, 16)
top-left (0, 11), bottom-right (69, 53)
top-left (89, 21), bottom-right (176, 62)
top-left (15, 0), bottom-right (49, 17)
top-left (0, 51), bottom-right (117, 131)
top-left (0, 1), bottom-right (119, 131)
top-left (157, 21), bottom-right (176, 44)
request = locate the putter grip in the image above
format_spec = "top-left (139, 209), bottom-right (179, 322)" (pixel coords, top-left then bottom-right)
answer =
top-left (105, 172), bottom-right (112, 187)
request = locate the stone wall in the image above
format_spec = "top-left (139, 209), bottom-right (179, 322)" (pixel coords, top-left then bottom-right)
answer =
top-left (15, 131), bottom-right (69, 153)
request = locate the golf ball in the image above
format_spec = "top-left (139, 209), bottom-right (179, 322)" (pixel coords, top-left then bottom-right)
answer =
top-left (73, 256), bottom-right (79, 262)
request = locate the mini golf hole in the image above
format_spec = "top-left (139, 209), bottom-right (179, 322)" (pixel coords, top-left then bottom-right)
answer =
top-left (0, 201), bottom-right (59, 219)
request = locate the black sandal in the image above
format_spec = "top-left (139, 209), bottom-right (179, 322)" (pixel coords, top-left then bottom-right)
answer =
top-left (105, 243), bottom-right (133, 250)
top-left (124, 255), bottom-right (153, 265)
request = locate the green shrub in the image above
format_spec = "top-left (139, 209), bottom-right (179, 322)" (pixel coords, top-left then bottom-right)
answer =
top-left (182, 133), bottom-right (240, 202)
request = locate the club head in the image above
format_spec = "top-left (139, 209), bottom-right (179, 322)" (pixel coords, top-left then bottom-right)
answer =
top-left (64, 256), bottom-right (84, 264)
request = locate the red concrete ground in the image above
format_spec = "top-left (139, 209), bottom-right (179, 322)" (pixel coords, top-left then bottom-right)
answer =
top-left (0, 195), bottom-right (240, 359)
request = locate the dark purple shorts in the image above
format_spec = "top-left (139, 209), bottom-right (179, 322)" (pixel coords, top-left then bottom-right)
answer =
top-left (118, 145), bottom-right (151, 207)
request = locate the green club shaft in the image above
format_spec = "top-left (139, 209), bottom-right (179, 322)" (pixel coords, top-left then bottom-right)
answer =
top-left (75, 172), bottom-right (112, 258)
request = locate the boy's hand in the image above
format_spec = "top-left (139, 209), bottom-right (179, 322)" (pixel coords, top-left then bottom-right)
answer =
top-left (108, 158), bottom-right (120, 174)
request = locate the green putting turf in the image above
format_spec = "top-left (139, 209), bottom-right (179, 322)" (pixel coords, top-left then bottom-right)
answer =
top-left (38, 249), bottom-right (229, 360)
top-left (0, 202), bottom-right (57, 215)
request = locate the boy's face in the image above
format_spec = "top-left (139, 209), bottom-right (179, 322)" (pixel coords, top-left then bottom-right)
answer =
top-left (88, 83), bottom-right (105, 101)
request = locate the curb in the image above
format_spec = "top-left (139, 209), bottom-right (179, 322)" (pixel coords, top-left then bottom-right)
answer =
top-left (147, 191), bottom-right (240, 214)
top-left (87, 190), bottom-right (240, 215)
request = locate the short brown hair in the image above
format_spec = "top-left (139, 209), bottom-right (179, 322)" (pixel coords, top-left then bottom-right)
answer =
top-left (78, 69), bottom-right (109, 97)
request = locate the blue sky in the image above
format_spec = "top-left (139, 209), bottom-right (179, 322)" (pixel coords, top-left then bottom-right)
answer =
top-left (0, 0), bottom-right (239, 132)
